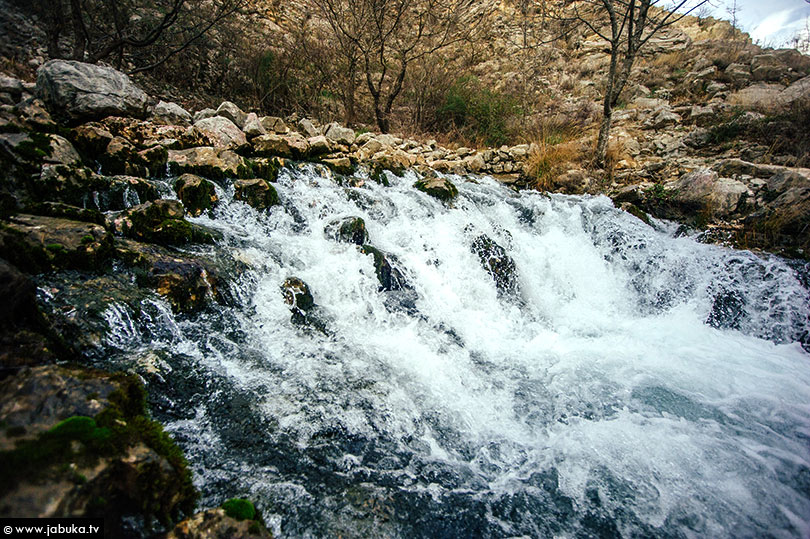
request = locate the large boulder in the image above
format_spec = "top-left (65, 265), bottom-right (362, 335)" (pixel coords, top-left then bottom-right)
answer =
top-left (662, 169), bottom-right (750, 220)
top-left (193, 116), bottom-right (247, 149)
top-left (36, 60), bottom-right (149, 123)
top-left (324, 122), bottom-right (356, 146)
top-left (215, 101), bottom-right (247, 129)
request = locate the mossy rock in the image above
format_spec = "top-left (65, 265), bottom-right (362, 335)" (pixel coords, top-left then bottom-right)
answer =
top-left (324, 216), bottom-right (368, 246)
top-left (175, 174), bottom-right (219, 217)
top-left (0, 366), bottom-right (197, 529)
top-left (239, 157), bottom-right (281, 182)
top-left (120, 200), bottom-right (198, 246)
top-left (0, 214), bottom-right (113, 273)
top-left (221, 498), bottom-right (256, 521)
top-left (233, 179), bottom-right (280, 211)
top-left (414, 175), bottom-right (458, 202)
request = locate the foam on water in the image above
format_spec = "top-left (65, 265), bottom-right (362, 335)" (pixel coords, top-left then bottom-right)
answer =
top-left (103, 165), bottom-right (810, 537)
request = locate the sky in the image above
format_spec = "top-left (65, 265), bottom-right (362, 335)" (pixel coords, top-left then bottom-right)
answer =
top-left (708, 0), bottom-right (810, 48)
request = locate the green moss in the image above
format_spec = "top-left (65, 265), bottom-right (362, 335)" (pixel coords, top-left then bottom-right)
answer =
top-left (369, 164), bottom-right (390, 186)
top-left (222, 498), bottom-right (256, 521)
top-left (241, 158), bottom-right (281, 182)
top-left (45, 243), bottom-right (67, 253)
top-left (15, 132), bottom-right (54, 162)
top-left (154, 219), bottom-right (192, 245)
top-left (414, 178), bottom-right (459, 202)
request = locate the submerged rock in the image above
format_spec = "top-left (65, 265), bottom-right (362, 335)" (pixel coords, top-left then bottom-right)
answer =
top-left (361, 244), bottom-right (409, 291)
top-left (324, 216), bottom-right (368, 246)
top-left (281, 277), bottom-right (327, 334)
top-left (36, 60), bottom-right (149, 123)
top-left (471, 234), bottom-right (520, 299)
top-left (233, 179), bottom-right (279, 210)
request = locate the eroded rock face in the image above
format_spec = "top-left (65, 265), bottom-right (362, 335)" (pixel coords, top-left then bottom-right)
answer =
top-left (36, 60), bottom-right (149, 123)
top-left (168, 147), bottom-right (246, 180)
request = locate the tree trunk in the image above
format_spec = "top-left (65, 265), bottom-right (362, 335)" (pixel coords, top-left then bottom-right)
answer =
top-left (43, 0), bottom-right (64, 59)
top-left (69, 0), bottom-right (86, 61)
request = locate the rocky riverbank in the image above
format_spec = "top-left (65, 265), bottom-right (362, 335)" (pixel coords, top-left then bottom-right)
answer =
top-left (0, 56), bottom-right (808, 536)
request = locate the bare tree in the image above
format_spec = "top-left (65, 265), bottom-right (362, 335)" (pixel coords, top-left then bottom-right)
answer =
top-left (562, 0), bottom-right (710, 164)
top-left (34, 0), bottom-right (245, 74)
top-left (312, 0), bottom-right (491, 133)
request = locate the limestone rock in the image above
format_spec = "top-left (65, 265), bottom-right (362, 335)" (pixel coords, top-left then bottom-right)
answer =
top-left (298, 118), bottom-right (320, 138)
top-left (0, 214), bottom-right (112, 272)
top-left (324, 122), bottom-right (355, 146)
top-left (242, 113), bottom-right (266, 138)
top-left (260, 116), bottom-right (288, 134)
top-left (193, 116), bottom-right (247, 149)
top-left (215, 101), bottom-right (247, 128)
top-left (666, 169), bottom-right (750, 218)
top-left (168, 147), bottom-right (246, 180)
top-left (165, 508), bottom-right (271, 539)
top-left (36, 60), bottom-right (148, 123)
top-left (152, 101), bottom-right (192, 127)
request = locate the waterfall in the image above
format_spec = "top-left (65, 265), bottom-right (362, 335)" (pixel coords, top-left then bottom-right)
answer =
top-left (99, 164), bottom-right (810, 537)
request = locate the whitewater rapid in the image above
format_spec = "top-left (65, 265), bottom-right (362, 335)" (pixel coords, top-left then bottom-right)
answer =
top-left (102, 164), bottom-right (810, 537)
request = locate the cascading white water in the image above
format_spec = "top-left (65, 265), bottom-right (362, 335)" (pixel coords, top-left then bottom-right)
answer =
top-left (102, 164), bottom-right (810, 537)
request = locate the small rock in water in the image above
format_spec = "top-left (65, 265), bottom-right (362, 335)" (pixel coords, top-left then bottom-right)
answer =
top-left (324, 216), bottom-right (368, 246)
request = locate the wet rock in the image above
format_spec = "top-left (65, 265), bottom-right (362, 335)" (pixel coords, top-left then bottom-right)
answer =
top-left (193, 116), bottom-right (247, 149)
top-left (152, 101), bottom-right (192, 127)
top-left (281, 277), bottom-right (327, 333)
top-left (619, 202), bottom-right (652, 226)
top-left (322, 156), bottom-right (354, 175)
top-left (551, 169), bottom-right (590, 195)
top-left (22, 202), bottom-right (105, 226)
top-left (69, 122), bottom-right (113, 157)
top-left (707, 289), bottom-right (745, 330)
top-left (361, 245), bottom-right (409, 291)
top-left (324, 216), bottom-right (368, 246)
top-left (0, 214), bottom-right (112, 273)
top-left (98, 136), bottom-right (146, 176)
top-left (114, 239), bottom-right (230, 312)
top-left (165, 508), bottom-right (272, 539)
top-left (168, 147), bottom-right (246, 181)
top-left (0, 259), bottom-right (55, 374)
top-left (175, 174), bottom-right (219, 217)
top-left (414, 174), bottom-right (458, 202)
top-left (0, 366), bottom-right (197, 530)
top-left (215, 101), bottom-right (247, 129)
top-left (36, 60), bottom-right (149, 123)
top-left (471, 234), bottom-right (520, 299)
top-left (233, 179), bottom-right (279, 210)
top-left (117, 199), bottom-right (196, 246)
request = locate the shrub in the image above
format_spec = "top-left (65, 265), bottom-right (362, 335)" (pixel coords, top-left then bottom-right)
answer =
top-left (437, 76), bottom-right (523, 147)
top-left (222, 498), bottom-right (256, 521)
